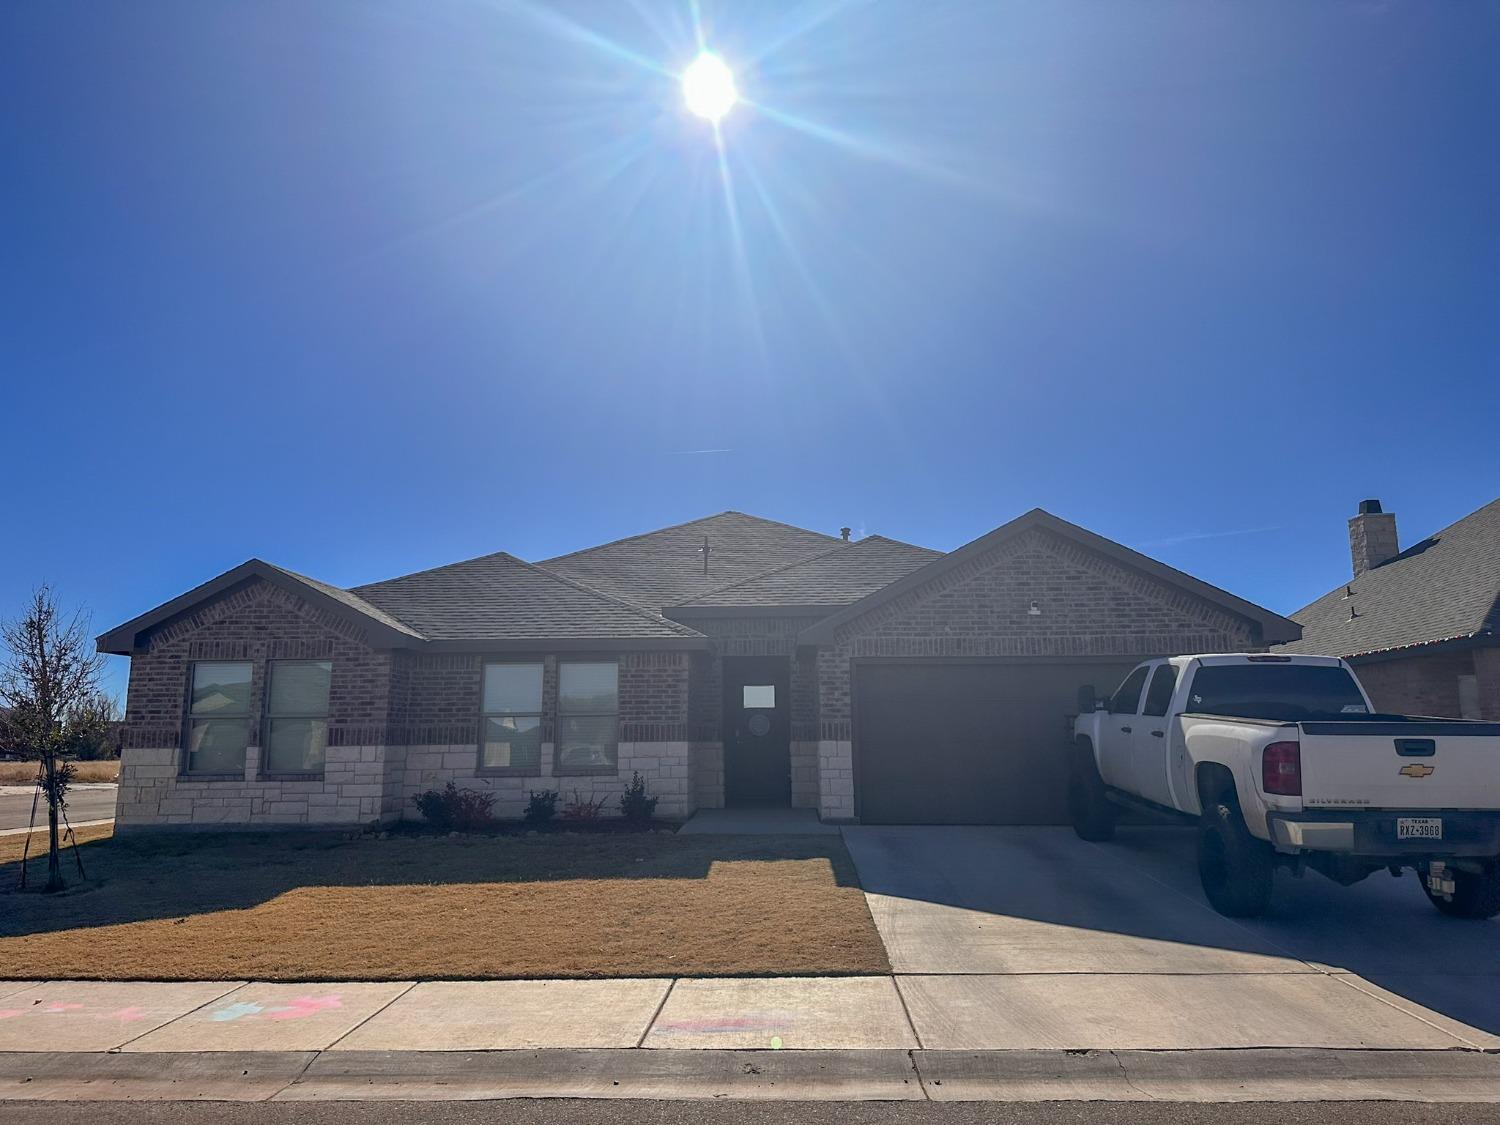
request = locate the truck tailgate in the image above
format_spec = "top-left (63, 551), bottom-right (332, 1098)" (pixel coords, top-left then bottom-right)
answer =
top-left (1299, 720), bottom-right (1500, 811)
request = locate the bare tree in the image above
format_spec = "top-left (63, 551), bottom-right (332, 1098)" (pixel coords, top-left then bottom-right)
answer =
top-left (0, 586), bottom-right (106, 892)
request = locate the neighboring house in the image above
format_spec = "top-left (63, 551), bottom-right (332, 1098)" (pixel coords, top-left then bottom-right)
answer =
top-left (1278, 498), bottom-right (1500, 719)
top-left (98, 509), bottom-right (1298, 831)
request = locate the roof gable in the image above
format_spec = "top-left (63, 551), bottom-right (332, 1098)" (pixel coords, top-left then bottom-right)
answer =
top-left (96, 560), bottom-right (426, 655)
top-left (670, 536), bottom-right (943, 612)
top-left (1280, 498), bottom-right (1500, 657)
top-left (352, 552), bottom-right (703, 642)
top-left (538, 511), bottom-right (842, 612)
top-left (799, 509), bottom-right (1301, 646)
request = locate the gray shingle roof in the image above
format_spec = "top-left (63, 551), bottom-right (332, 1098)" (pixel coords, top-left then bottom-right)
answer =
top-left (673, 536), bottom-right (943, 609)
top-left (539, 511), bottom-right (843, 612)
top-left (262, 562), bottom-right (426, 641)
top-left (1279, 498), bottom-right (1500, 658)
top-left (352, 552), bottom-right (701, 641)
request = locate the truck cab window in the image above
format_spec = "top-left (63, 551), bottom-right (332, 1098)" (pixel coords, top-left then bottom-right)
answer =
top-left (1143, 665), bottom-right (1179, 717)
top-left (1108, 666), bottom-right (1150, 714)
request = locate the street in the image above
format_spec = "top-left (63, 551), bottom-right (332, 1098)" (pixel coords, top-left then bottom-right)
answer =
top-left (0, 785), bottom-right (115, 833)
top-left (8, 1100), bottom-right (1500, 1125)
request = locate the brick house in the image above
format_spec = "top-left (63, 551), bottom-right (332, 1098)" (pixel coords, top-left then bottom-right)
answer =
top-left (1277, 498), bottom-right (1500, 719)
top-left (98, 509), bottom-right (1298, 831)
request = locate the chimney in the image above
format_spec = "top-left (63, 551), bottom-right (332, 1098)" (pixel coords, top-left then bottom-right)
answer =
top-left (1348, 499), bottom-right (1398, 577)
top-left (840, 527), bottom-right (852, 541)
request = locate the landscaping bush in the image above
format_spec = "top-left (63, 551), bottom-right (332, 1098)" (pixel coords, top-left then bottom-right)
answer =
top-left (524, 789), bottom-right (559, 824)
top-left (412, 782), bottom-right (495, 832)
top-left (619, 771), bottom-right (659, 822)
top-left (561, 790), bottom-right (608, 821)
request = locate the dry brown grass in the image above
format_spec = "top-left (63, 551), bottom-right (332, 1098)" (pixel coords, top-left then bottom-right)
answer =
top-left (0, 760), bottom-right (119, 785)
top-left (0, 826), bottom-right (888, 981)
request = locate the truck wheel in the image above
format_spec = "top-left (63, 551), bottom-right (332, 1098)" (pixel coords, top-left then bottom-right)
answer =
top-left (1422, 863), bottom-right (1500, 920)
top-left (1198, 799), bottom-right (1274, 917)
top-left (1068, 740), bottom-right (1116, 842)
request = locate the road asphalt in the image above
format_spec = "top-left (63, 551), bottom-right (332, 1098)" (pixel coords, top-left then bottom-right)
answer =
top-left (0, 784), bottom-right (116, 832)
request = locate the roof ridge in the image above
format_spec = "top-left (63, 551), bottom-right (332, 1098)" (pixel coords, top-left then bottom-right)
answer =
top-left (538, 510), bottom-right (838, 568)
top-left (858, 534), bottom-right (944, 554)
top-left (350, 550), bottom-right (518, 592)
top-left (515, 557), bottom-right (704, 637)
top-left (667, 543), bottom-right (850, 605)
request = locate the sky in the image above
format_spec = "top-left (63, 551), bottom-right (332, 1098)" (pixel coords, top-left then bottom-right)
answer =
top-left (3, 0), bottom-right (1498, 701)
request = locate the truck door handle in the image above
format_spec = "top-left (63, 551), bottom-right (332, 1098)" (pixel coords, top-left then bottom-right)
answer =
top-left (1151, 730), bottom-right (1164, 738)
top-left (1395, 738), bottom-right (1435, 757)
top-left (1119, 726), bottom-right (1132, 734)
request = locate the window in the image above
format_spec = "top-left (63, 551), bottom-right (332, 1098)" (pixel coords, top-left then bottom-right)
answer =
top-left (481, 662), bottom-right (543, 771)
top-left (1142, 665), bottom-right (1179, 718)
top-left (1186, 663), bottom-right (1368, 721)
top-left (557, 661), bottom-right (618, 771)
top-left (743, 684), bottom-right (776, 709)
top-left (264, 661), bottom-right (332, 773)
top-left (1108, 666), bottom-right (1149, 715)
top-left (185, 662), bottom-right (253, 775)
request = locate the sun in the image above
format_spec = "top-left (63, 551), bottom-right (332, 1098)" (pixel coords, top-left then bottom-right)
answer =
top-left (682, 52), bottom-right (738, 123)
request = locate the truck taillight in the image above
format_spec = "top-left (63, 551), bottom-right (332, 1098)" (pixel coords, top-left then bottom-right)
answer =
top-left (1262, 741), bottom-right (1302, 796)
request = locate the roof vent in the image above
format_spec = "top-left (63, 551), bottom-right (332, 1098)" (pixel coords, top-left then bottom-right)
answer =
top-left (840, 527), bottom-right (851, 541)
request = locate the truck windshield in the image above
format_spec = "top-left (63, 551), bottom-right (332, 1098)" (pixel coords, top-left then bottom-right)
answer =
top-left (1186, 664), bottom-right (1369, 722)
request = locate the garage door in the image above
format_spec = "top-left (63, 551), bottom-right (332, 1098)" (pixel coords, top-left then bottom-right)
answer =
top-left (854, 661), bottom-right (1137, 825)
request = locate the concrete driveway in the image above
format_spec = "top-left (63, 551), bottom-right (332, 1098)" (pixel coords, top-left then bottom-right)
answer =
top-left (841, 825), bottom-right (1500, 1051)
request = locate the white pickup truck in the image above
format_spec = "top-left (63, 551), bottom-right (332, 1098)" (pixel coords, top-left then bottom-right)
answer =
top-left (1070, 653), bottom-right (1500, 919)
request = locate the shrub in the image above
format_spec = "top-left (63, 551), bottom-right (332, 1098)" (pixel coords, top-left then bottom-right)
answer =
top-left (524, 789), bottom-right (559, 824)
top-left (619, 771), bottom-right (659, 822)
top-left (411, 782), bottom-right (495, 832)
top-left (561, 790), bottom-right (608, 821)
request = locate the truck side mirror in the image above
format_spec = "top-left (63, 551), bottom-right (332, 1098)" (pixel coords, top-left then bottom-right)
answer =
top-left (1077, 684), bottom-right (1098, 712)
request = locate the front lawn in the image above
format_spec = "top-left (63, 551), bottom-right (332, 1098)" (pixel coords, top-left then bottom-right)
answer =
top-left (0, 826), bottom-right (888, 981)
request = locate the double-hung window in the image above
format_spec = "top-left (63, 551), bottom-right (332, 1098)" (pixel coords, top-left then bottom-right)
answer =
top-left (481, 662), bottom-right (544, 771)
top-left (557, 661), bottom-right (618, 771)
top-left (185, 662), bottom-right (253, 775)
top-left (265, 660), bottom-right (332, 774)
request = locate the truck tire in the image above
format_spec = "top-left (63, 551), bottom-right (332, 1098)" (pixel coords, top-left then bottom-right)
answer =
top-left (1422, 863), bottom-right (1500, 920)
top-left (1198, 798), bottom-right (1274, 917)
top-left (1068, 740), bottom-right (1116, 842)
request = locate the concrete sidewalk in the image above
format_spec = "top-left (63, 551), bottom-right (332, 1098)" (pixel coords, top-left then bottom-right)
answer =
top-left (2, 971), bottom-right (1493, 1057)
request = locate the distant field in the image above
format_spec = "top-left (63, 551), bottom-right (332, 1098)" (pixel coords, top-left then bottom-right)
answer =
top-left (0, 760), bottom-right (119, 785)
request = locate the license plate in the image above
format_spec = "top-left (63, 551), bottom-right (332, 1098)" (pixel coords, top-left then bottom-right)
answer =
top-left (1398, 817), bottom-right (1442, 841)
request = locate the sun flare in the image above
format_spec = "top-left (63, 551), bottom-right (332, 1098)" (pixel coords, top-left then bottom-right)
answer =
top-left (682, 52), bottom-right (738, 123)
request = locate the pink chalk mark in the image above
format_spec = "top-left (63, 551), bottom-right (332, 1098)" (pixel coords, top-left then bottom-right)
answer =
top-left (0, 1011), bottom-right (22, 1021)
top-left (108, 1007), bottom-right (147, 1022)
top-left (267, 995), bottom-right (342, 1021)
top-left (44, 1003), bottom-right (84, 1014)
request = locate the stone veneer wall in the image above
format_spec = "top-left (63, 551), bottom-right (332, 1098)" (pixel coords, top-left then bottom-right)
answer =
top-left (809, 526), bottom-right (1266, 822)
top-left (402, 741), bottom-right (694, 820)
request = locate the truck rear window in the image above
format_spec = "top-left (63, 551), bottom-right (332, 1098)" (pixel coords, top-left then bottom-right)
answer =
top-left (1186, 664), bottom-right (1369, 722)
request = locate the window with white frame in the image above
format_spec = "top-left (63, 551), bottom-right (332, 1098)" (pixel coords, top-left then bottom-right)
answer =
top-left (264, 660), bottom-right (332, 773)
top-left (481, 662), bottom-right (544, 771)
top-left (185, 661), bottom-right (253, 775)
top-left (557, 661), bottom-right (618, 771)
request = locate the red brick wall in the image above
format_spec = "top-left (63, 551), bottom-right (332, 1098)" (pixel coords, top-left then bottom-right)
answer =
top-left (1350, 649), bottom-right (1482, 717)
top-left (815, 527), bottom-right (1265, 732)
top-left (122, 577), bottom-right (393, 751)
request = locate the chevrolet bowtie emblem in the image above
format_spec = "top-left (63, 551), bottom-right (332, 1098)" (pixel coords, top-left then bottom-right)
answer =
top-left (1399, 763), bottom-right (1435, 779)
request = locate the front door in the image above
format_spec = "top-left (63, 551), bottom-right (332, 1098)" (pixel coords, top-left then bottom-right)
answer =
top-left (722, 656), bottom-right (791, 806)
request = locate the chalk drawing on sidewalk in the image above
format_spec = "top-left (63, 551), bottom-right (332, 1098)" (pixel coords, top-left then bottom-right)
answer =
top-left (207, 994), bottom-right (342, 1023)
top-left (210, 1001), bottom-right (265, 1022)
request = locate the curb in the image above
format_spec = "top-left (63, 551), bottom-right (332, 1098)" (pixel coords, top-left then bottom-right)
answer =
top-left (5, 1048), bottom-right (1500, 1103)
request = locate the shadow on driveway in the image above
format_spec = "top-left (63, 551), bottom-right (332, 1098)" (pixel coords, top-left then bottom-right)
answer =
top-left (841, 824), bottom-right (1500, 1039)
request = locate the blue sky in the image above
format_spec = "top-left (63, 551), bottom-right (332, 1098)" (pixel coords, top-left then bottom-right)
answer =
top-left (3, 1), bottom-right (1497, 700)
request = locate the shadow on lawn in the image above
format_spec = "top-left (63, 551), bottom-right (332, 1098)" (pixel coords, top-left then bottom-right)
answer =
top-left (0, 829), bottom-right (863, 939)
